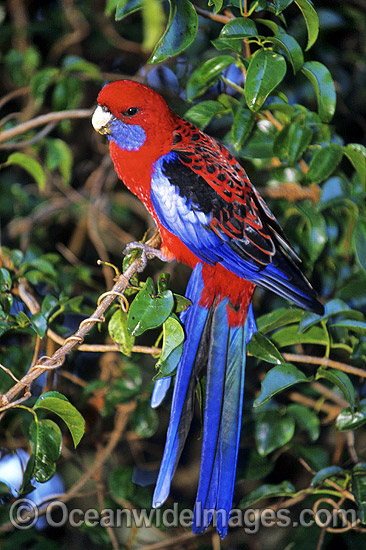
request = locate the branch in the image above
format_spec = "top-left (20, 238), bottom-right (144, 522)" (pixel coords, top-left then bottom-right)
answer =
top-left (0, 256), bottom-right (145, 411)
top-left (0, 108), bottom-right (93, 144)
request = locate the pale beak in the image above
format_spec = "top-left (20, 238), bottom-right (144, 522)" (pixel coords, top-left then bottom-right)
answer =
top-left (92, 105), bottom-right (114, 134)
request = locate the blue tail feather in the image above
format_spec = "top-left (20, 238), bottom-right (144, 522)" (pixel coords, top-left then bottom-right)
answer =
top-left (152, 262), bottom-right (257, 538)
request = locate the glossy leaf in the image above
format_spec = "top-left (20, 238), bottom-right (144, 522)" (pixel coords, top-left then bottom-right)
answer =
top-left (343, 143), bottom-right (366, 188)
top-left (273, 121), bottom-right (312, 163)
top-left (155, 315), bottom-right (184, 378)
top-left (255, 409), bottom-right (295, 456)
top-left (231, 106), bottom-right (255, 150)
top-left (315, 367), bottom-right (355, 409)
top-left (331, 320), bottom-right (366, 334)
top-left (149, 0), bottom-right (198, 64)
top-left (245, 49), bottom-right (287, 112)
top-left (272, 323), bottom-right (327, 348)
top-left (306, 144), bottom-right (343, 184)
top-left (127, 277), bottom-right (174, 336)
top-left (239, 481), bottom-right (296, 507)
top-left (130, 400), bottom-right (159, 438)
top-left (336, 401), bottom-right (366, 431)
top-left (109, 308), bottom-right (135, 356)
top-left (248, 332), bottom-right (284, 364)
top-left (5, 153), bottom-right (46, 191)
top-left (311, 465), bottom-right (344, 487)
top-left (269, 33), bottom-right (304, 73)
top-left (254, 364), bottom-right (312, 407)
top-left (115, 0), bottom-right (142, 20)
top-left (294, 0), bottom-right (319, 50)
top-left (274, 0), bottom-right (294, 14)
top-left (256, 307), bottom-right (304, 333)
top-left (287, 403), bottom-right (320, 441)
top-left (29, 419), bottom-right (62, 483)
top-left (219, 17), bottom-right (258, 39)
top-left (186, 55), bottom-right (235, 101)
top-left (29, 312), bottom-right (47, 338)
top-left (34, 391), bottom-right (85, 447)
top-left (184, 100), bottom-right (226, 130)
top-left (302, 61), bottom-right (336, 122)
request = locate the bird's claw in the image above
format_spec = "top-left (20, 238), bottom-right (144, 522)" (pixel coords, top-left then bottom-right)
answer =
top-left (123, 242), bottom-right (165, 272)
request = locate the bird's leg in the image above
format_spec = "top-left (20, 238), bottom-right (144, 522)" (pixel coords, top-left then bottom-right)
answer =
top-left (123, 241), bottom-right (166, 272)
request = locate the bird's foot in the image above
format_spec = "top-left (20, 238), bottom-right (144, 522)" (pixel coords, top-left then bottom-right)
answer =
top-left (123, 242), bottom-right (165, 272)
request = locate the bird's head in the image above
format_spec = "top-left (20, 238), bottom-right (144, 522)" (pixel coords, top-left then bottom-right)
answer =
top-left (92, 80), bottom-right (176, 154)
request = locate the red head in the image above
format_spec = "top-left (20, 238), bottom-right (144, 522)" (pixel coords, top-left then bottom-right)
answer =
top-left (92, 80), bottom-right (176, 156)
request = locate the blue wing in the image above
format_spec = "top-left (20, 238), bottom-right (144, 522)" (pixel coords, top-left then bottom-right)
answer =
top-left (151, 151), bottom-right (323, 314)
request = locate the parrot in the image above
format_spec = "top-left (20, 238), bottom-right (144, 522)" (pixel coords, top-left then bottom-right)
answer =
top-left (92, 79), bottom-right (324, 537)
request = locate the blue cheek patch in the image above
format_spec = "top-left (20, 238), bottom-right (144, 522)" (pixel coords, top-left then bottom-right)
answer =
top-left (108, 119), bottom-right (146, 151)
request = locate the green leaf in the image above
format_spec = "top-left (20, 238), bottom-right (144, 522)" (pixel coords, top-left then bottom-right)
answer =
top-left (311, 466), bottom-right (344, 487)
top-left (272, 323), bottom-right (327, 348)
top-left (299, 298), bottom-right (362, 333)
top-left (41, 295), bottom-right (58, 320)
top-left (316, 367), bottom-right (355, 409)
top-left (255, 409), bottom-right (295, 456)
top-left (29, 312), bottom-right (47, 338)
top-left (186, 55), bottom-right (235, 101)
top-left (109, 308), bottom-right (135, 356)
top-left (30, 67), bottom-right (59, 106)
top-left (245, 49), bottom-right (287, 112)
top-left (273, 121), bottom-right (312, 163)
top-left (302, 61), bottom-right (336, 122)
top-left (269, 33), bottom-right (304, 73)
top-left (45, 139), bottom-right (73, 185)
top-left (292, 443), bottom-right (330, 471)
top-left (115, 0), bottom-right (142, 19)
top-left (242, 449), bottom-right (275, 480)
top-left (130, 400), bottom-right (159, 438)
top-left (155, 316), bottom-right (184, 377)
top-left (248, 332), bottom-right (284, 364)
top-left (127, 277), bottom-right (174, 336)
top-left (254, 364), bottom-right (312, 407)
top-left (240, 481), bottom-right (296, 507)
top-left (274, 0), bottom-right (295, 14)
top-left (149, 0), bottom-right (198, 63)
top-left (306, 144), bottom-right (343, 185)
top-left (231, 106), bottom-right (255, 150)
top-left (353, 221), bottom-right (366, 272)
top-left (219, 17), bottom-right (258, 39)
top-left (256, 308), bottom-right (304, 333)
top-left (287, 403), bottom-right (320, 441)
top-left (5, 153), bottom-right (46, 191)
top-left (336, 402), bottom-right (366, 432)
top-left (184, 100), bottom-right (226, 130)
top-left (34, 391), bottom-right (85, 447)
top-left (211, 37), bottom-right (242, 54)
top-left (29, 419), bottom-right (62, 483)
top-left (352, 463), bottom-right (366, 524)
top-left (343, 144), bottom-right (366, 188)
top-left (294, 0), bottom-right (319, 50)
top-left (331, 320), bottom-right (366, 334)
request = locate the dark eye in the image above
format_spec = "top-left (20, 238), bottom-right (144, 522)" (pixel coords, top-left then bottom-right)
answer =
top-left (122, 107), bottom-right (139, 117)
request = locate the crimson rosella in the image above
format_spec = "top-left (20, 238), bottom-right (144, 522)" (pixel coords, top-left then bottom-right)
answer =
top-left (92, 80), bottom-right (324, 537)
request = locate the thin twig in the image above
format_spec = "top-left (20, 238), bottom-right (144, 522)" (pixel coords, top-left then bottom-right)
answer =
top-left (0, 109), bottom-right (93, 144)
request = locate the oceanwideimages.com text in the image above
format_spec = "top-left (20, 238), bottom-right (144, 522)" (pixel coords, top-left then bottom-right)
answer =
top-left (9, 499), bottom-right (358, 534)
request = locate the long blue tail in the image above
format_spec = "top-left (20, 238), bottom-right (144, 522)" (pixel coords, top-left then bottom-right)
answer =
top-left (152, 263), bottom-right (256, 538)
